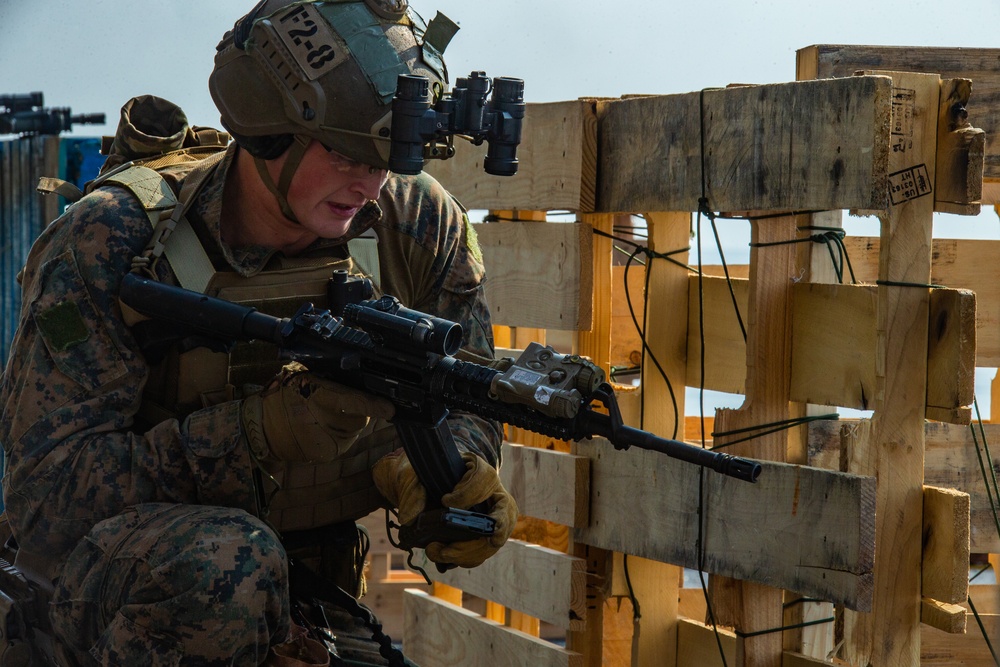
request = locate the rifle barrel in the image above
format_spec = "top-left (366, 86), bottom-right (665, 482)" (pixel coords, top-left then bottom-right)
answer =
top-left (120, 273), bottom-right (286, 344)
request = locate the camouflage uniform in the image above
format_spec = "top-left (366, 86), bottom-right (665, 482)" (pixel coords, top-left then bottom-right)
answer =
top-left (0, 144), bottom-right (501, 665)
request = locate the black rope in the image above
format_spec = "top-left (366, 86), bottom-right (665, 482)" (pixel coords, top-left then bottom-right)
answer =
top-left (970, 399), bottom-right (1000, 542)
top-left (622, 554), bottom-right (641, 623)
top-left (623, 244), bottom-right (681, 439)
top-left (876, 279), bottom-right (945, 289)
top-left (968, 593), bottom-right (1000, 666)
top-left (710, 413), bottom-right (840, 451)
top-left (592, 227), bottom-right (691, 271)
top-left (734, 616), bottom-right (835, 639)
top-left (706, 216), bottom-right (748, 342)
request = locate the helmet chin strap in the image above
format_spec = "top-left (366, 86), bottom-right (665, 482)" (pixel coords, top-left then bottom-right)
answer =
top-left (253, 134), bottom-right (311, 224)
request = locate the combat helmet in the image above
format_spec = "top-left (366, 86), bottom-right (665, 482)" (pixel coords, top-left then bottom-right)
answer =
top-left (209, 0), bottom-right (458, 168)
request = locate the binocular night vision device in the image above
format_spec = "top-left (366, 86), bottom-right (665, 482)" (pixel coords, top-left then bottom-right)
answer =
top-left (389, 71), bottom-right (525, 177)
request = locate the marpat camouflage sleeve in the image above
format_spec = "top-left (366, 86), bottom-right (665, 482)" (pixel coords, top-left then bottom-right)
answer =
top-left (376, 173), bottom-right (504, 467)
top-left (0, 187), bottom-right (257, 559)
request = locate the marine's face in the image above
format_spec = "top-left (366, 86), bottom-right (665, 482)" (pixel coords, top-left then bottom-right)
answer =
top-left (285, 139), bottom-right (389, 239)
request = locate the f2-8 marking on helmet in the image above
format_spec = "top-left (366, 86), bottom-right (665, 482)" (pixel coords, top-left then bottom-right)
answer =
top-left (275, 3), bottom-right (347, 80)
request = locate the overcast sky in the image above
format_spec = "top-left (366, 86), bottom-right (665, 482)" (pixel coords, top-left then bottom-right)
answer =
top-left (3, 0), bottom-right (1000, 413)
top-left (5, 0), bottom-right (1000, 137)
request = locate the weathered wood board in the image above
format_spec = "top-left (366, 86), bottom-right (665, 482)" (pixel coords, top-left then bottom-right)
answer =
top-left (499, 442), bottom-right (590, 528)
top-left (598, 75), bottom-right (892, 213)
top-left (476, 220), bottom-right (593, 330)
top-left (403, 590), bottom-right (582, 667)
top-left (690, 276), bottom-right (975, 415)
top-left (573, 438), bottom-right (876, 610)
top-left (424, 100), bottom-right (597, 212)
top-left (809, 420), bottom-right (1000, 553)
top-left (843, 236), bottom-right (1000, 366)
top-left (797, 45), bottom-right (1000, 181)
top-left (410, 539), bottom-right (586, 631)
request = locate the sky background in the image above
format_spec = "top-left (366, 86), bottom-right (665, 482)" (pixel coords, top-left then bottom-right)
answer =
top-left (3, 0), bottom-right (999, 415)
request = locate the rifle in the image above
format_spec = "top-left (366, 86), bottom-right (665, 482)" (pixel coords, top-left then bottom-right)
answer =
top-left (0, 92), bottom-right (105, 136)
top-left (119, 271), bottom-right (761, 554)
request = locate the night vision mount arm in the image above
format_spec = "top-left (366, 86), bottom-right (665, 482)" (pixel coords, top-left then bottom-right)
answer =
top-left (388, 71), bottom-right (525, 176)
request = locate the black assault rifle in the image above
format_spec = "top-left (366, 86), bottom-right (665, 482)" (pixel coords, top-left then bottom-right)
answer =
top-left (119, 272), bottom-right (761, 553)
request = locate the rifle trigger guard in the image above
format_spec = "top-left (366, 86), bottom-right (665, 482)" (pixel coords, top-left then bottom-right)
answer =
top-left (593, 383), bottom-right (630, 451)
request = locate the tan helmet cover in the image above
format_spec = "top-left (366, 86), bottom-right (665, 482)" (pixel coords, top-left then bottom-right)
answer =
top-left (209, 0), bottom-right (456, 168)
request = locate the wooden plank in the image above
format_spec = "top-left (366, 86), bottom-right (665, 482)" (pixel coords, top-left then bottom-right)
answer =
top-left (926, 288), bottom-right (976, 422)
top-left (500, 442), bottom-right (589, 528)
top-left (843, 236), bottom-right (1000, 366)
top-left (424, 100), bottom-right (597, 212)
top-left (476, 220), bottom-right (593, 330)
top-left (403, 589), bottom-right (583, 667)
top-left (797, 45), bottom-right (1000, 183)
top-left (969, 583), bottom-right (1000, 614)
top-left (789, 282), bottom-right (877, 410)
top-left (642, 212), bottom-right (691, 440)
top-left (935, 78), bottom-right (985, 215)
top-left (411, 539), bottom-right (586, 631)
top-left (677, 620), bottom-right (838, 667)
top-left (809, 420), bottom-right (1000, 553)
top-left (565, 545), bottom-right (612, 667)
top-left (598, 76), bottom-right (892, 213)
top-left (574, 439), bottom-right (876, 611)
top-left (686, 274), bottom-right (748, 395)
top-left (632, 213), bottom-right (689, 667)
top-left (921, 598), bottom-right (968, 634)
top-left (922, 485), bottom-right (971, 605)
top-left (841, 71), bottom-right (940, 667)
top-left (787, 282), bottom-right (975, 418)
top-left (921, 614), bottom-right (1000, 666)
top-left (780, 652), bottom-right (839, 667)
top-left (676, 619), bottom-right (735, 667)
top-left (577, 213), bottom-right (615, 376)
top-left (708, 213), bottom-right (807, 665)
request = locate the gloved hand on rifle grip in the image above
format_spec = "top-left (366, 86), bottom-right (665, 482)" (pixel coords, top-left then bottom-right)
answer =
top-left (242, 362), bottom-right (395, 463)
top-left (372, 449), bottom-right (518, 568)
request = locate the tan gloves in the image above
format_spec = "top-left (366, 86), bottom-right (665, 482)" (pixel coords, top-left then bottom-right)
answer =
top-left (242, 362), bottom-right (394, 463)
top-left (372, 449), bottom-right (518, 568)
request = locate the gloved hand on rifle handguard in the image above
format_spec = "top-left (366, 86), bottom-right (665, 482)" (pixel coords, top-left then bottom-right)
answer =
top-left (372, 448), bottom-right (518, 567)
top-left (242, 362), bottom-right (395, 463)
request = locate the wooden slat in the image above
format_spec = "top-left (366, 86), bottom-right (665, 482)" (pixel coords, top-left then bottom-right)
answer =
top-left (411, 539), bottom-right (586, 631)
top-left (843, 236), bottom-right (1000, 366)
top-left (641, 212), bottom-right (691, 442)
top-left (787, 282), bottom-right (975, 417)
top-left (476, 220), bottom-right (593, 330)
top-left (676, 619), bottom-right (735, 667)
top-left (921, 598), bottom-right (968, 634)
top-left (922, 485), bottom-right (971, 605)
top-left (695, 277), bottom-right (974, 415)
top-left (922, 614), bottom-right (1000, 666)
top-left (499, 442), bottom-right (589, 528)
top-left (708, 214), bottom-right (806, 664)
top-left (574, 438), bottom-right (876, 610)
top-left (809, 420), bottom-right (1000, 553)
top-left (403, 590), bottom-right (582, 667)
top-left (686, 274), bottom-right (747, 395)
top-left (424, 100), bottom-right (597, 212)
top-left (926, 288), bottom-right (976, 423)
top-left (840, 72), bottom-right (939, 667)
top-left (935, 78), bottom-right (985, 214)
top-left (598, 76), bottom-right (892, 213)
top-left (789, 282), bottom-right (877, 410)
top-left (797, 45), bottom-right (1000, 183)
top-left (676, 619), bottom-right (838, 667)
